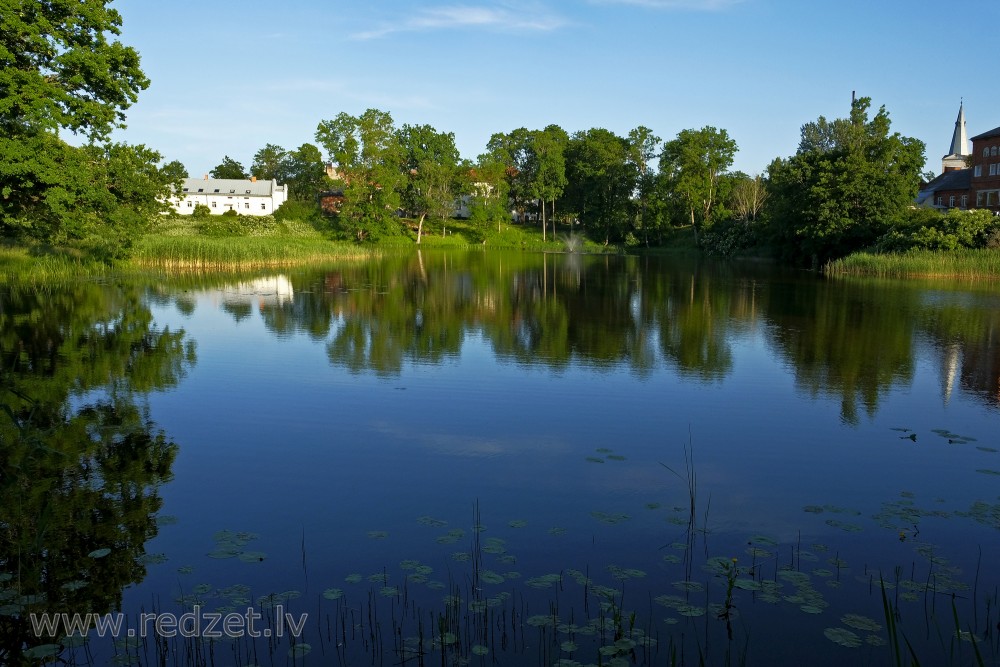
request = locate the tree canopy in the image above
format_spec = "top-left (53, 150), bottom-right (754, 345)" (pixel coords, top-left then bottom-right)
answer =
top-left (0, 1), bottom-right (175, 259)
top-left (766, 97), bottom-right (925, 264)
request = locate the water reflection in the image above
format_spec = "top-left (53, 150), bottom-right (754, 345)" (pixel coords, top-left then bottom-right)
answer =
top-left (0, 283), bottom-right (195, 664)
top-left (190, 253), bottom-right (999, 419)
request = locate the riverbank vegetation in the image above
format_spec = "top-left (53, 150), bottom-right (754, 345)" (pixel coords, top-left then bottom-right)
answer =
top-left (3, 2), bottom-right (999, 277)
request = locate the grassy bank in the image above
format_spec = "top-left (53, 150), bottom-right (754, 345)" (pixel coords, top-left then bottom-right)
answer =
top-left (0, 244), bottom-right (116, 283)
top-left (826, 248), bottom-right (1000, 279)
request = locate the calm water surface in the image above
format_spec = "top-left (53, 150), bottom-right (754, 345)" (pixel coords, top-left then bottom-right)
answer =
top-left (2, 251), bottom-right (999, 666)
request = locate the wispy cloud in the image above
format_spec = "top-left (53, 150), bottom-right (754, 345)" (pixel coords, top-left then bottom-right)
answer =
top-left (590, 0), bottom-right (743, 10)
top-left (351, 4), bottom-right (568, 40)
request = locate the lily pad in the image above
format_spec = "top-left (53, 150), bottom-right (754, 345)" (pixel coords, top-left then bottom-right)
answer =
top-left (88, 548), bottom-right (111, 559)
top-left (323, 588), bottom-right (344, 600)
top-left (824, 627), bottom-right (861, 648)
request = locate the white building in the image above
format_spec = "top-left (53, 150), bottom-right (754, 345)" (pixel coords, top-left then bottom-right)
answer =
top-left (171, 176), bottom-right (289, 215)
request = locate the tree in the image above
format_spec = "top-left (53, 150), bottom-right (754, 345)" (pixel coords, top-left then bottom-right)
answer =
top-left (0, 1), bottom-right (176, 258)
top-left (562, 128), bottom-right (637, 245)
top-left (210, 155), bottom-right (248, 179)
top-left (0, 1), bottom-right (148, 140)
top-left (251, 143), bottom-right (288, 181)
top-left (469, 153), bottom-right (511, 235)
top-left (281, 143), bottom-right (330, 202)
top-left (766, 97), bottom-right (925, 264)
top-left (729, 172), bottom-right (768, 223)
top-left (626, 126), bottom-right (661, 245)
top-left (397, 124), bottom-right (461, 243)
top-left (528, 125), bottom-right (569, 241)
top-left (315, 109), bottom-right (404, 241)
top-left (485, 128), bottom-right (535, 223)
top-left (659, 127), bottom-right (738, 246)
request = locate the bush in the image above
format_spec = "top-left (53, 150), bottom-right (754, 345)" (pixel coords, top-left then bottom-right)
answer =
top-left (874, 208), bottom-right (1000, 252)
top-left (191, 203), bottom-right (212, 218)
top-left (701, 217), bottom-right (761, 257)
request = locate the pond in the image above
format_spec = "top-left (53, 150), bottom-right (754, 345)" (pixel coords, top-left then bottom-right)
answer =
top-left (2, 251), bottom-right (999, 666)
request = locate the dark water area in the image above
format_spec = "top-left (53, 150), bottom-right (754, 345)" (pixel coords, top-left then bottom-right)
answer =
top-left (2, 251), bottom-right (999, 666)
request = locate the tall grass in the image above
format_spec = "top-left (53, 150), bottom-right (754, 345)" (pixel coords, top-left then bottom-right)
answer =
top-left (826, 249), bottom-right (1000, 280)
top-left (130, 235), bottom-right (372, 270)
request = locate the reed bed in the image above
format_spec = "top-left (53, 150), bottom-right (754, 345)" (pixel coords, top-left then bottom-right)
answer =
top-left (130, 235), bottom-right (375, 270)
top-left (826, 249), bottom-right (1000, 280)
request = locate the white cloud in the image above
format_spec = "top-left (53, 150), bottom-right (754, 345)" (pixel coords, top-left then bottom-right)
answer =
top-left (351, 4), bottom-right (568, 40)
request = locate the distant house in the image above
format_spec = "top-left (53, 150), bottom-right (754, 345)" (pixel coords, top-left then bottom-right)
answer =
top-left (171, 176), bottom-right (288, 215)
top-left (917, 103), bottom-right (1000, 213)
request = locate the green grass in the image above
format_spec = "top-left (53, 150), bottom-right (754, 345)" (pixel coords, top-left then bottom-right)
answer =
top-left (826, 249), bottom-right (1000, 280)
top-left (0, 243), bottom-right (114, 283)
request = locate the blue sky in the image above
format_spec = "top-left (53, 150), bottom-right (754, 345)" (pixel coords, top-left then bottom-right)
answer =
top-left (113, 0), bottom-right (1000, 178)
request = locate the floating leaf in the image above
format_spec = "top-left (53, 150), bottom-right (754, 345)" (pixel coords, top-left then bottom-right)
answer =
top-left (606, 455), bottom-right (626, 461)
top-left (508, 519), bottom-right (528, 528)
top-left (841, 614), bottom-right (881, 632)
top-left (323, 588), bottom-right (344, 600)
top-left (472, 644), bottom-right (489, 655)
top-left (586, 457), bottom-right (605, 463)
top-left (561, 641), bottom-right (578, 652)
top-left (975, 469), bottom-right (1000, 476)
top-left (417, 516), bottom-right (448, 527)
top-left (548, 527), bottom-right (567, 536)
top-left (23, 644), bottom-right (62, 659)
top-left (824, 627), bottom-right (861, 648)
top-left (238, 551), bottom-right (266, 563)
top-left (345, 574), bottom-right (362, 584)
top-left (88, 548), bottom-right (111, 559)
top-left (367, 531), bottom-right (389, 540)
top-left (288, 643), bottom-right (311, 657)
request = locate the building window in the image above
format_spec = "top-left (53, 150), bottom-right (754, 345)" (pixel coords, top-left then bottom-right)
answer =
top-left (245, 189), bottom-right (251, 194)
top-left (988, 191), bottom-right (996, 206)
top-left (961, 195), bottom-right (968, 208)
top-left (213, 189), bottom-right (220, 193)
top-left (187, 201), bottom-right (193, 207)
top-left (949, 195), bottom-right (955, 208)
top-left (261, 203), bottom-right (266, 210)
top-left (197, 188), bottom-right (204, 193)
top-left (992, 146), bottom-right (998, 157)
top-left (936, 196), bottom-right (943, 206)
top-left (985, 148), bottom-right (991, 157)
top-left (977, 192), bottom-right (984, 207)
top-left (991, 164), bottom-right (997, 177)
top-left (211, 202), bottom-right (217, 208)
top-left (975, 165), bottom-right (982, 177)
top-left (245, 203), bottom-right (250, 209)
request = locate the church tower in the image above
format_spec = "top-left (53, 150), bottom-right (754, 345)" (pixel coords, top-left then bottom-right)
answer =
top-left (942, 102), bottom-right (969, 172)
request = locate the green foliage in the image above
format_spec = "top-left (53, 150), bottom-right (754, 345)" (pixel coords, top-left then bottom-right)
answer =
top-left (251, 143), bottom-right (288, 181)
top-left (191, 203), bottom-right (212, 218)
top-left (315, 109), bottom-right (405, 242)
top-left (701, 218), bottom-right (761, 257)
top-left (273, 198), bottom-right (321, 223)
top-left (659, 127), bottom-right (738, 245)
top-left (562, 128), bottom-right (637, 245)
top-left (0, 1), bottom-right (171, 260)
top-left (766, 97), bottom-right (925, 264)
top-left (397, 124), bottom-right (461, 242)
top-left (210, 155), bottom-right (248, 180)
top-left (0, 0), bottom-right (148, 140)
top-left (874, 209), bottom-right (1000, 252)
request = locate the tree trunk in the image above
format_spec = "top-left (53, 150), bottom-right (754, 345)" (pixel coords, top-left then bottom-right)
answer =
top-left (689, 205), bottom-right (699, 245)
top-left (416, 213), bottom-right (425, 244)
top-left (541, 199), bottom-right (546, 242)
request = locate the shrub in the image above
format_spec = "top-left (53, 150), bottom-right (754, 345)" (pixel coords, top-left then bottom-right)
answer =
top-left (874, 208), bottom-right (1000, 252)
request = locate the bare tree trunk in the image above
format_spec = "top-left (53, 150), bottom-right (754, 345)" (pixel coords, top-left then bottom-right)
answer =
top-left (541, 199), bottom-right (546, 242)
top-left (416, 213), bottom-right (426, 244)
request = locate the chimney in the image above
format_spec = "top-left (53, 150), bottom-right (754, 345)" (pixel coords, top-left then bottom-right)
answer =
top-left (251, 176), bottom-right (257, 183)
top-left (203, 174), bottom-right (208, 180)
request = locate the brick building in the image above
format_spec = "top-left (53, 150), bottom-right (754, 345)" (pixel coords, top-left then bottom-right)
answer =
top-left (918, 103), bottom-right (1000, 213)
